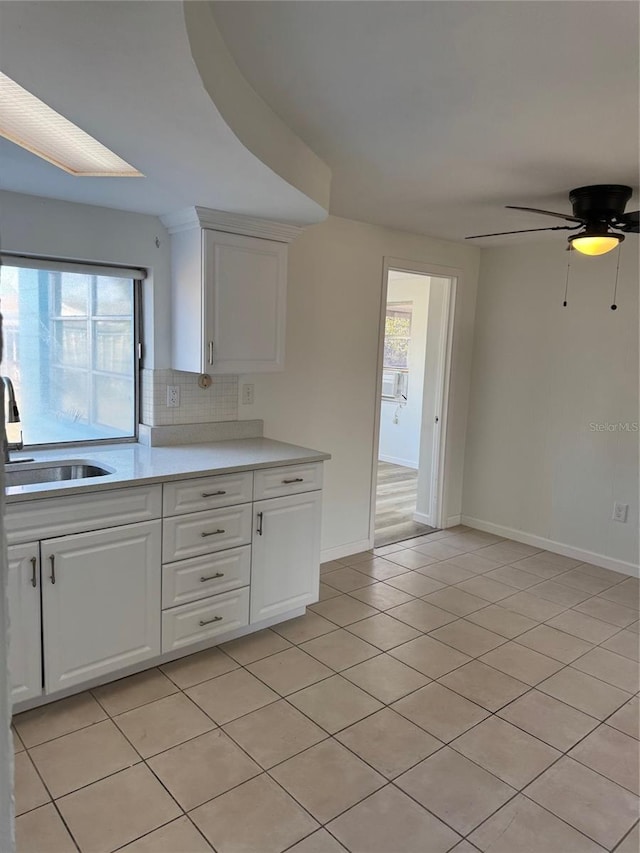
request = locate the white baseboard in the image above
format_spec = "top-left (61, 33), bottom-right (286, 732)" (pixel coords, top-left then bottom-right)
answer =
top-left (321, 538), bottom-right (372, 563)
top-left (412, 510), bottom-right (434, 527)
top-left (378, 454), bottom-right (418, 470)
top-left (413, 512), bottom-right (461, 529)
top-left (461, 515), bottom-right (640, 578)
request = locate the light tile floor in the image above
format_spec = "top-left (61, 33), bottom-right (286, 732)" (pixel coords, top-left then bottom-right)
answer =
top-left (12, 527), bottom-right (640, 853)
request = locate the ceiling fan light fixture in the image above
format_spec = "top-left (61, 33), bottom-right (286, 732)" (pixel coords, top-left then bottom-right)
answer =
top-left (569, 230), bottom-right (623, 256)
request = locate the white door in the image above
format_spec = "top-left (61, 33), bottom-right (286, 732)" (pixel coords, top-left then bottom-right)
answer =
top-left (250, 491), bottom-right (322, 623)
top-left (415, 276), bottom-right (452, 527)
top-left (8, 543), bottom-right (42, 704)
top-left (41, 521), bottom-right (161, 693)
top-left (203, 230), bottom-right (287, 373)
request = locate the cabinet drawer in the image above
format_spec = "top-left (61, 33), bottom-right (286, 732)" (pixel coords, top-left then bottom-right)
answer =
top-left (163, 504), bottom-right (252, 563)
top-left (163, 472), bottom-right (253, 517)
top-left (162, 545), bottom-right (251, 609)
top-left (5, 485), bottom-right (162, 546)
top-left (162, 587), bottom-right (249, 652)
top-left (253, 463), bottom-right (323, 500)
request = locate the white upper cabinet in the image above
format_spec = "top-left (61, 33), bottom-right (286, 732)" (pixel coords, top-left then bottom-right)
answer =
top-left (203, 230), bottom-right (286, 374)
top-left (162, 207), bottom-right (303, 375)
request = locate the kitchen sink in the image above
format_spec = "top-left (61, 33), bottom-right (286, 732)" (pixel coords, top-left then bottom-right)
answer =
top-left (5, 460), bottom-right (113, 488)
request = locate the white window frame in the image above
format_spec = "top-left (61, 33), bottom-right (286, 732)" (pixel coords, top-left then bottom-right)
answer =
top-left (0, 253), bottom-right (145, 449)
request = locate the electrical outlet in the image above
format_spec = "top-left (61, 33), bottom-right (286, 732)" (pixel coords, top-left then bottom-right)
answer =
top-left (242, 383), bottom-right (255, 405)
top-left (612, 502), bottom-right (628, 523)
top-left (166, 386), bottom-right (180, 408)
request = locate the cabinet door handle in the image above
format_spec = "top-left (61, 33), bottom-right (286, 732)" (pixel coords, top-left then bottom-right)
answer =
top-left (208, 341), bottom-right (214, 365)
top-left (201, 490), bottom-right (226, 498)
top-left (49, 555), bottom-right (56, 585)
top-left (256, 511), bottom-right (263, 536)
top-left (282, 477), bottom-right (304, 484)
top-left (30, 557), bottom-right (37, 588)
top-left (199, 615), bottom-right (223, 626)
top-left (201, 528), bottom-right (225, 538)
top-left (200, 572), bottom-right (224, 582)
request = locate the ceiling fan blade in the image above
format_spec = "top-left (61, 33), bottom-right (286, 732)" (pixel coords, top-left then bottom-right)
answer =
top-left (506, 205), bottom-right (584, 223)
top-left (617, 210), bottom-right (640, 233)
top-left (465, 225), bottom-right (578, 240)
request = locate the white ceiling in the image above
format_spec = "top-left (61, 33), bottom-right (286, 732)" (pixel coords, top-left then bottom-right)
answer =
top-left (213, 0), bottom-right (640, 243)
top-left (0, 1), bottom-right (328, 223)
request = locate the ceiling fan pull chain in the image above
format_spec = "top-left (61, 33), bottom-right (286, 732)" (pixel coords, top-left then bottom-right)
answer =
top-left (610, 244), bottom-right (622, 311)
top-left (562, 250), bottom-right (572, 307)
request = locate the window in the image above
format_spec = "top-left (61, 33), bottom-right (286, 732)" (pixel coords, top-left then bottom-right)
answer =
top-left (0, 257), bottom-right (142, 445)
top-left (383, 302), bottom-right (412, 369)
top-left (382, 301), bottom-right (412, 400)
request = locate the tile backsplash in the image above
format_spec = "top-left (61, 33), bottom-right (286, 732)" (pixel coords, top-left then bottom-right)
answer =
top-left (140, 369), bottom-right (238, 426)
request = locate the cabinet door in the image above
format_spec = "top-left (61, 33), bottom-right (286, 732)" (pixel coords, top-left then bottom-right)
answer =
top-left (8, 543), bottom-right (42, 704)
top-left (203, 230), bottom-right (287, 374)
top-left (250, 491), bottom-right (321, 623)
top-left (41, 521), bottom-right (161, 693)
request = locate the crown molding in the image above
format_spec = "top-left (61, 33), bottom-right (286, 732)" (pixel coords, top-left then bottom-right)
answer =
top-left (160, 206), bottom-right (305, 243)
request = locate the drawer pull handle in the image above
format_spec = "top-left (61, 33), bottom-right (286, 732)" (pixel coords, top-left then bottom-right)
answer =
top-left (201, 490), bottom-right (227, 497)
top-left (257, 511), bottom-right (263, 536)
top-left (201, 529), bottom-right (225, 538)
top-left (282, 477), bottom-right (304, 484)
top-left (49, 555), bottom-right (56, 585)
top-left (208, 340), bottom-right (214, 365)
top-left (30, 556), bottom-right (37, 588)
top-left (199, 615), bottom-right (223, 626)
top-left (200, 572), bottom-right (225, 582)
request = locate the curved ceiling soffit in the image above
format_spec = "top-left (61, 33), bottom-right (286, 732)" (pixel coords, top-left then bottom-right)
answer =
top-left (0, 1), bottom-right (328, 223)
top-left (184, 1), bottom-right (331, 218)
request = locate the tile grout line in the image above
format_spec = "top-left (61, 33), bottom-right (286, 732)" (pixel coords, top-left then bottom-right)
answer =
top-left (194, 629), bottom-right (633, 850)
top-left (14, 537), bottom-right (637, 851)
top-left (35, 618), bottom-right (633, 851)
top-left (241, 558), bottom-right (625, 849)
top-left (611, 819), bottom-right (640, 853)
top-left (18, 612), bottom-right (635, 761)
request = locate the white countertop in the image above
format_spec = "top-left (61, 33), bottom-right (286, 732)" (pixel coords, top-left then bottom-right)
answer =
top-left (5, 439), bottom-right (331, 503)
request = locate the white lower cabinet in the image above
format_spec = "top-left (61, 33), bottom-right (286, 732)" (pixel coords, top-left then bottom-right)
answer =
top-left (41, 521), bottom-right (161, 693)
top-left (162, 587), bottom-right (250, 652)
top-left (162, 545), bottom-right (251, 609)
top-left (163, 503), bottom-right (253, 562)
top-left (8, 543), bottom-right (42, 704)
top-left (8, 460), bottom-right (324, 709)
top-left (250, 491), bottom-right (322, 623)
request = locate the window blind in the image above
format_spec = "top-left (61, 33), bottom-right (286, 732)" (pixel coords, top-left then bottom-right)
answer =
top-left (0, 253), bottom-right (147, 281)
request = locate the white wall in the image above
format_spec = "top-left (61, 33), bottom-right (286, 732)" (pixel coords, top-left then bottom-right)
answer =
top-left (0, 337), bottom-right (15, 851)
top-left (463, 240), bottom-right (639, 573)
top-left (0, 192), bottom-right (481, 560)
top-left (242, 215), bottom-right (480, 558)
top-left (378, 273), bottom-right (430, 469)
top-left (0, 190), bottom-right (172, 370)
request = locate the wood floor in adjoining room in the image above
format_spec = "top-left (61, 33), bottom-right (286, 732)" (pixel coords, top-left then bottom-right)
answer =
top-left (375, 461), bottom-right (437, 547)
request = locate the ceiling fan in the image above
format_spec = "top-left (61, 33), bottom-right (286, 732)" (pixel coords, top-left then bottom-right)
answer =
top-left (466, 185), bottom-right (639, 256)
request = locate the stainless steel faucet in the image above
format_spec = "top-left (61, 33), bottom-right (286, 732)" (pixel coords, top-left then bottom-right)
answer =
top-left (2, 376), bottom-right (23, 462)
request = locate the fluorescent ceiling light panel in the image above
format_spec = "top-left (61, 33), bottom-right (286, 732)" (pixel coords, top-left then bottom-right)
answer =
top-left (0, 71), bottom-right (143, 176)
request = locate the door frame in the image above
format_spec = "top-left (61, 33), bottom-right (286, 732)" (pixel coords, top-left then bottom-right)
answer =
top-left (368, 257), bottom-right (459, 548)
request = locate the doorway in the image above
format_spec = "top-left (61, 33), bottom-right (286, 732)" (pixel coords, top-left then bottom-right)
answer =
top-left (371, 263), bottom-right (456, 548)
